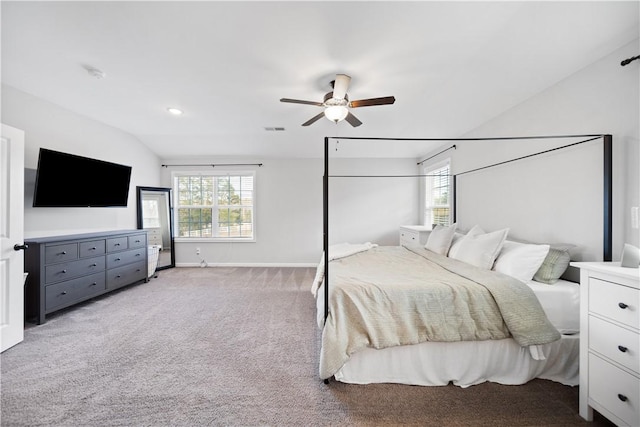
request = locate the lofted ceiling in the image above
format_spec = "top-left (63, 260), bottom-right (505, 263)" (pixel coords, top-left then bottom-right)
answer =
top-left (1, 1), bottom-right (638, 159)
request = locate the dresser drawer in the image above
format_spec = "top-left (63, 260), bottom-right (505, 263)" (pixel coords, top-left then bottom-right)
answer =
top-left (45, 243), bottom-right (78, 264)
top-left (45, 272), bottom-right (106, 312)
top-left (128, 234), bottom-right (146, 249)
top-left (589, 354), bottom-right (639, 427)
top-left (106, 248), bottom-right (146, 268)
top-left (44, 256), bottom-right (106, 284)
top-left (79, 240), bottom-right (106, 258)
top-left (107, 237), bottom-right (128, 252)
top-left (589, 315), bottom-right (640, 374)
top-left (589, 278), bottom-right (639, 329)
top-left (107, 261), bottom-right (146, 290)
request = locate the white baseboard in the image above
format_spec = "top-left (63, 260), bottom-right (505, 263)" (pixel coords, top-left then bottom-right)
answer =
top-left (175, 262), bottom-right (317, 268)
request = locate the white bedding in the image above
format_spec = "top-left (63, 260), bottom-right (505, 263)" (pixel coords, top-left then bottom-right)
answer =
top-left (315, 244), bottom-right (580, 387)
top-left (525, 279), bottom-right (580, 334)
top-left (334, 334), bottom-right (579, 387)
top-left (330, 279), bottom-right (580, 387)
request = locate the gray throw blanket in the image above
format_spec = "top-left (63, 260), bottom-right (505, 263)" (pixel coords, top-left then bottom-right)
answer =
top-left (318, 245), bottom-right (561, 379)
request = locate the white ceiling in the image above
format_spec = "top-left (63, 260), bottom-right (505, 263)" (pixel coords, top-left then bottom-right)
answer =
top-left (2, 1), bottom-right (638, 159)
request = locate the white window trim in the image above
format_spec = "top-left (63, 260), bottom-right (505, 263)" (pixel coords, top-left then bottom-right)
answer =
top-left (171, 170), bottom-right (257, 243)
top-left (423, 158), bottom-right (452, 228)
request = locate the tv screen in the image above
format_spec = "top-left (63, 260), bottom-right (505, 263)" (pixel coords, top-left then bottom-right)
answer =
top-left (33, 148), bottom-right (132, 207)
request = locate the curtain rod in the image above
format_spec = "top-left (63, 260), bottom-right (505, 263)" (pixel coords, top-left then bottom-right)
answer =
top-left (621, 55), bottom-right (640, 66)
top-left (161, 163), bottom-right (263, 168)
top-left (417, 145), bottom-right (456, 165)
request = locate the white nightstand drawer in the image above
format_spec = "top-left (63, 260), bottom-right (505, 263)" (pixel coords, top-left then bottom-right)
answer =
top-left (589, 315), bottom-right (640, 374)
top-left (399, 226), bottom-right (430, 247)
top-left (589, 277), bottom-right (639, 329)
top-left (589, 354), bottom-right (639, 427)
top-left (400, 229), bottom-right (420, 245)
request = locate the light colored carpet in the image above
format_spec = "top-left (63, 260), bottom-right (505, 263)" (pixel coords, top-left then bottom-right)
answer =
top-left (1, 267), bottom-right (613, 426)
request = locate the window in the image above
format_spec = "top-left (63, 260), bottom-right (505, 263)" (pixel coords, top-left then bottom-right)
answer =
top-left (174, 172), bottom-right (255, 241)
top-left (424, 160), bottom-right (451, 228)
top-left (141, 198), bottom-right (161, 228)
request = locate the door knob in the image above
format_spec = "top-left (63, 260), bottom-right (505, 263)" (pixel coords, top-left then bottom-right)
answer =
top-left (13, 244), bottom-right (28, 251)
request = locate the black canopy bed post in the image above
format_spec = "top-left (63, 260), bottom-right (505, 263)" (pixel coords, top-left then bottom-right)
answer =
top-left (603, 134), bottom-right (613, 261)
top-left (323, 136), bottom-right (330, 323)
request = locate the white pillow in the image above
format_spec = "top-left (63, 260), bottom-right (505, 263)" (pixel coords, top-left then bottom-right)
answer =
top-left (450, 227), bottom-right (509, 270)
top-left (448, 225), bottom-right (484, 258)
top-left (493, 241), bottom-right (550, 283)
top-left (425, 223), bottom-right (457, 255)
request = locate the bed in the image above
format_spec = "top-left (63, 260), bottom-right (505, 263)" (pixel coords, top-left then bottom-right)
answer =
top-left (316, 134), bottom-right (612, 387)
top-left (313, 240), bottom-right (580, 387)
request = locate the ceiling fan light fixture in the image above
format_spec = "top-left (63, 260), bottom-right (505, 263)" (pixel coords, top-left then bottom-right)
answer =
top-left (324, 105), bottom-right (349, 123)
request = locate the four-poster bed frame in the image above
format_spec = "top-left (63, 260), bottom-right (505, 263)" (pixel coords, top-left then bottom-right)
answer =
top-left (320, 133), bottom-right (613, 383)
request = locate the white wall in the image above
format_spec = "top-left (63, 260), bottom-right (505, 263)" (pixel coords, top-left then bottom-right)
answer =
top-left (160, 158), bottom-right (323, 266)
top-left (1, 84), bottom-right (162, 238)
top-left (328, 157), bottom-right (420, 246)
top-left (161, 156), bottom-right (419, 266)
top-left (422, 39), bottom-right (639, 261)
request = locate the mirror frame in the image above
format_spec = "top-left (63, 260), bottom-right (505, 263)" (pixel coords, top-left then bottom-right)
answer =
top-left (136, 186), bottom-right (175, 270)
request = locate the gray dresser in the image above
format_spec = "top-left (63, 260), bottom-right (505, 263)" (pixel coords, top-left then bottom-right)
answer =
top-left (24, 230), bottom-right (148, 324)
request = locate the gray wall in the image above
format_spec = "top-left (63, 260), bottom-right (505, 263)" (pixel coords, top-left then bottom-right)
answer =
top-left (421, 39), bottom-right (639, 261)
top-left (4, 38), bottom-right (638, 265)
top-left (2, 84), bottom-right (162, 238)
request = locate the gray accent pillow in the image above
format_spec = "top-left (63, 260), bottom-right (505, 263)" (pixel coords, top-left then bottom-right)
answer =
top-left (533, 245), bottom-right (573, 284)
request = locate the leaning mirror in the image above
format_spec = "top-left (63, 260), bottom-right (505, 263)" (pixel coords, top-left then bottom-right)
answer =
top-left (136, 186), bottom-right (175, 271)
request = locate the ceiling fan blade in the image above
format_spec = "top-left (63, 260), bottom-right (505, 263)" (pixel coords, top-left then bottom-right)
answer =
top-left (332, 74), bottom-right (351, 100)
top-left (345, 112), bottom-right (362, 127)
top-left (349, 96), bottom-right (396, 108)
top-left (280, 98), bottom-right (324, 107)
top-left (301, 112), bottom-right (325, 126)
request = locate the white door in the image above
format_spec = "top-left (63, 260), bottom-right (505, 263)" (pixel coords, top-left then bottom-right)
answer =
top-left (0, 124), bottom-right (25, 352)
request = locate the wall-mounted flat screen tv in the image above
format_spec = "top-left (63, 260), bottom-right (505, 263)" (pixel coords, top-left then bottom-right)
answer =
top-left (33, 148), bottom-right (132, 207)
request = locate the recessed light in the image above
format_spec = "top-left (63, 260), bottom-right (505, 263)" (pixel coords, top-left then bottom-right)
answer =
top-left (167, 108), bottom-right (183, 115)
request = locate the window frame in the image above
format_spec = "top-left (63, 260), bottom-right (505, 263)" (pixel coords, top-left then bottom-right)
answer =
top-left (423, 159), bottom-right (452, 228)
top-left (172, 170), bottom-right (257, 243)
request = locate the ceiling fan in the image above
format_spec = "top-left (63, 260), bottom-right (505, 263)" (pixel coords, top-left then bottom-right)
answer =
top-left (280, 74), bottom-right (395, 127)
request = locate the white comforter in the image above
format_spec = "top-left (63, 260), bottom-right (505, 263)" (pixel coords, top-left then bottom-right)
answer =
top-left (316, 245), bottom-right (561, 380)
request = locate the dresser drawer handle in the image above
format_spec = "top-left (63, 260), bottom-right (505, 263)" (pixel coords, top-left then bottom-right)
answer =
top-left (90, 247), bottom-right (97, 250)
top-left (91, 263), bottom-right (97, 267)
top-left (618, 394), bottom-right (628, 402)
top-left (618, 302), bottom-right (628, 309)
top-left (60, 251), bottom-right (67, 255)
top-left (116, 275), bottom-right (122, 278)
top-left (91, 282), bottom-right (97, 286)
top-left (61, 291), bottom-right (67, 295)
top-left (135, 253), bottom-right (141, 257)
top-left (114, 243), bottom-right (121, 246)
top-left (618, 345), bottom-right (628, 353)
top-left (61, 269), bottom-right (67, 274)
top-left (135, 240), bottom-right (141, 243)
top-left (115, 258), bottom-right (121, 261)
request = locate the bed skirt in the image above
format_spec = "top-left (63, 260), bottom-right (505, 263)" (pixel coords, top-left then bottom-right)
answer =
top-left (333, 334), bottom-right (579, 388)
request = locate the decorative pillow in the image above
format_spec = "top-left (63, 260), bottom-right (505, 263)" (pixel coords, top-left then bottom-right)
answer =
top-left (425, 223), bottom-right (457, 255)
top-left (533, 244), bottom-right (574, 284)
top-left (450, 227), bottom-right (509, 270)
top-left (448, 225), bottom-right (484, 258)
top-left (493, 241), bottom-right (550, 283)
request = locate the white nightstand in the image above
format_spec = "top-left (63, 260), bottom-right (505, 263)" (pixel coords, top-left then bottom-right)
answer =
top-left (399, 225), bottom-right (431, 247)
top-left (571, 262), bottom-right (639, 426)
